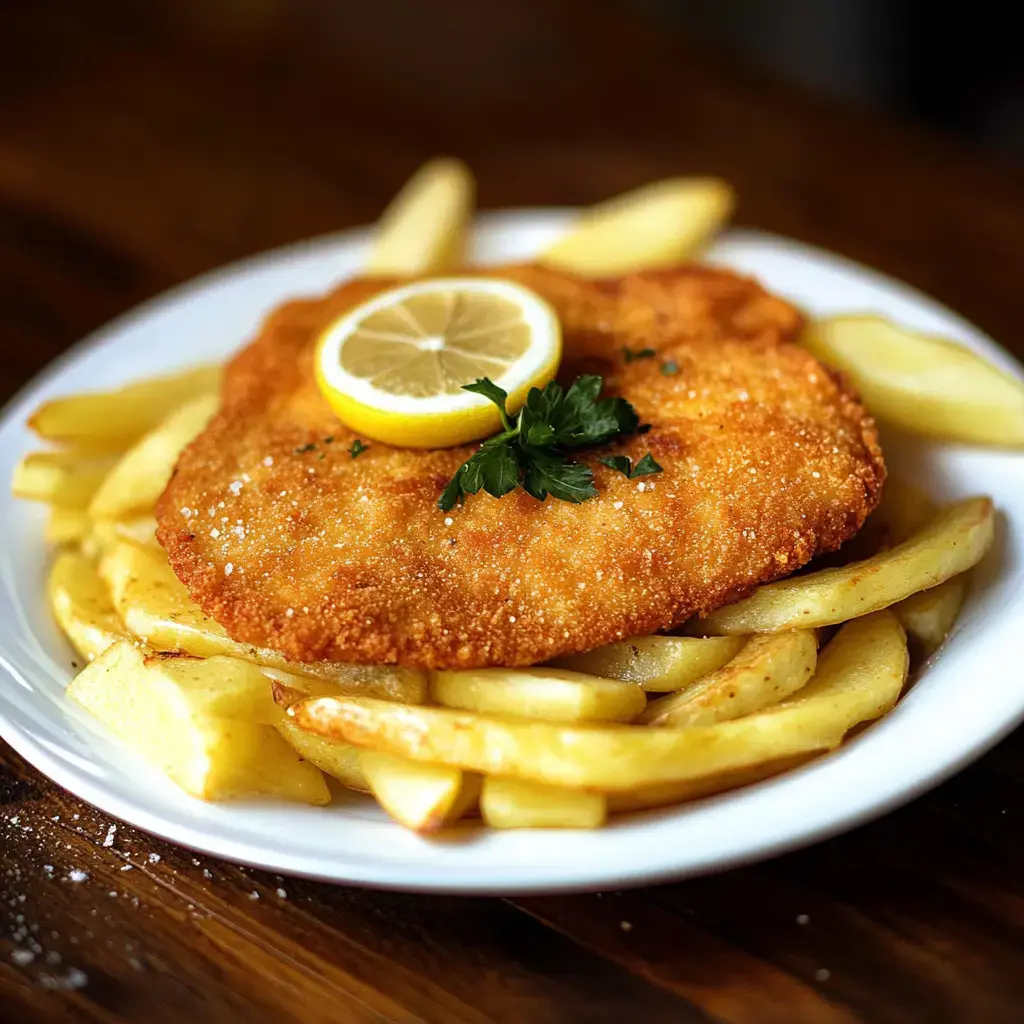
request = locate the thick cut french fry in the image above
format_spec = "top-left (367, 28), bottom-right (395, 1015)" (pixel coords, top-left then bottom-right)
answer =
top-left (700, 498), bottom-right (993, 635)
top-left (28, 364), bottom-right (222, 449)
top-left (608, 755), bottom-right (814, 813)
top-left (90, 514), bottom-right (159, 555)
top-left (641, 631), bottom-right (817, 728)
top-left (68, 641), bottom-right (329, 804)
top-left (894, 575), bottom-right (967, 655)
top-left (481, 777), bottom-right (607, 829)
top-left (541, 178), bottom-right (733, 275)
top-left (276, 719), bottom-right (369, 792)
top-left (99, 540), bottom-right (428, 703)
top-left (360, 750), bottom-right (474, 832)
top-left (12, 451), bottom-right (117, 508)
top-left (45, 508), bottom-right (92, 546)
top-left (88, 394), bottom-right (217, 519)
top-left (48, 550), bottom-right (126, 661)
top-left (364, 157), bottom-right (474, 275)
top-left (802, 316), bottom-right (1024, 446)
top-left (431, 666), bottom-right (645, 723)
top-left (551, 635), bottom-right (746, 692)
top-left (289, 611), bottom-right (907, 792)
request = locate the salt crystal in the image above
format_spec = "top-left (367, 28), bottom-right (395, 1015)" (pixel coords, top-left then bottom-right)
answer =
top-left (276, 888), bottom-right (287, 899)
top-left (103, 825), bottom-right (116, 847)
top-left (224, 563), bottom-right (234, 576)
top-left (67, 869), bottom-right (89, 883)
top-left (228, 481), bottom-right (243, 496)
top-left (444, 517), bottom-right (453, 527)
top-left (10, 949), bottom-right (34, 966)
top-left (62, 967), bottom-right (88, 989)
top-left (249, 890), bottom-right (260, 900)
top-left (147, 853), bottom-right (161, 864)
top-left (263, 456), bottom-right (274, 467)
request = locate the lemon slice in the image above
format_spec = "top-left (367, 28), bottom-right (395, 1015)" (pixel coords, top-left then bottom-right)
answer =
top-left (315, 278), bottom-right (561, 448)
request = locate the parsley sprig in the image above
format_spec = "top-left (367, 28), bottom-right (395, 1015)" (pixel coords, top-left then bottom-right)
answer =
top-left (438, 376), bottom-right (660, 511)
top-left (598, 453), bottom-right (663, 479)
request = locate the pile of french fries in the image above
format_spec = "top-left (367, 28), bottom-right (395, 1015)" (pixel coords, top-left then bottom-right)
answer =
top-left (12, 158), bottom-right (1016, 833)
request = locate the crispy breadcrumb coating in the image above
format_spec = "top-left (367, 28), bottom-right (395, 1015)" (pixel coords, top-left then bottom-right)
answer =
top-left (157, 264), bottom-right (884, 667)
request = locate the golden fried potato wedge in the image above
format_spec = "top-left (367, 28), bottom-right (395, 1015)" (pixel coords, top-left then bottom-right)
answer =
top-left (88, 394), bottom-right (217, 519)
top-left (289, 611), bottom-right (906, 792)
top-left (99, 540), bottom-right (428, 703)
top-left (802, 316), bottom-right (1024, 446)
top-left (894, 575), bottom-right (967, 655)
top-left (701, 497), bottom-right (993, 635)
top-left (360, 751), bottom-right (476, 832)
top-left (45, 508), bottom-right (92, 546)
top-left (608, 755), bottom-right (814, 813)
top-left (48, 550), bottom-right (126, 661)
top-left (276, 718), bottom-right (369, 792)
top-left (12, 451), bottom-right (117, 508)
top-left (68, 641), bottom-right (329, 803)
top-left (481, 777), bottom-right (607, 829)
top-left (28, 364), bottom-right (222, 450)
top-left (541, 177), bottom-right (733, 275)
top-left (90, 514), bottom-right (159, 555)
top-left (431, 666), bottom-right (645, 723)
top-left (364, 157), bottom-right (474, 275)
top-left (552, 635), bottom-right (746, 691)
top-left (640, 630), bottom-right (817, 728)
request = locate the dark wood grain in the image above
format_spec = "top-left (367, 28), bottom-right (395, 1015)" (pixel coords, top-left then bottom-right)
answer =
top-left (3, 1), bottom-right (1024, 1021)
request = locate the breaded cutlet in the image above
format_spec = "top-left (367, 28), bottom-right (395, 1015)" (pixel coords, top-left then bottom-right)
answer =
top-left (156, 264), bottom-right (884, 668)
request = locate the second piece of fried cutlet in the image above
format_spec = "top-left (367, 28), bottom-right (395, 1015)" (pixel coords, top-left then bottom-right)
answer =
top-left (157, 264), bottom-right (884, 668)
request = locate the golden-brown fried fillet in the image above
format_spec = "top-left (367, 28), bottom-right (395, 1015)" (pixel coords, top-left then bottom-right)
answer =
top-left (157, 264), bottom-right (884, 668)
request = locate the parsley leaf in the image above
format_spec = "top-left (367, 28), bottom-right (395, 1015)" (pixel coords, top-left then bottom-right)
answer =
top-left (438, 375), bottom-right (648, 510)
top-left (623, 347), bottom-right (656, 363)
top-left (520, 375), bottom-right (638, 448)
top-left (599, 452), bottom-right (663, 479)
top-left (462, 379), bottom-right (514, 430)
top-left (521, 446), bottom-right (598, 503)
top-left (598, 455), bottom-right (632, 477)
top-left (348, 439), bottom-right (369, 458)
top-left (631, 453), bottom-right (663, 477)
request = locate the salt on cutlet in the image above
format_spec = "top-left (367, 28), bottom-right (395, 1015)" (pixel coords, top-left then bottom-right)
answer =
top-left (156, 263), bottom-right (884, 669)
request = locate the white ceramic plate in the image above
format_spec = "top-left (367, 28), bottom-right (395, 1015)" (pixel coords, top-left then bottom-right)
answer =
top-left (1, 211), bottom-right (1021, 894)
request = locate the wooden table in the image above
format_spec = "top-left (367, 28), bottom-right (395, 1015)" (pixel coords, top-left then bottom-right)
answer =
top-left (3, 3), bottom-right (1024, 1021)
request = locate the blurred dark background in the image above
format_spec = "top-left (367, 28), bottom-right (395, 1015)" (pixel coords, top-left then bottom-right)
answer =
top-left (660, 0), bottom-right (1023, 158)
